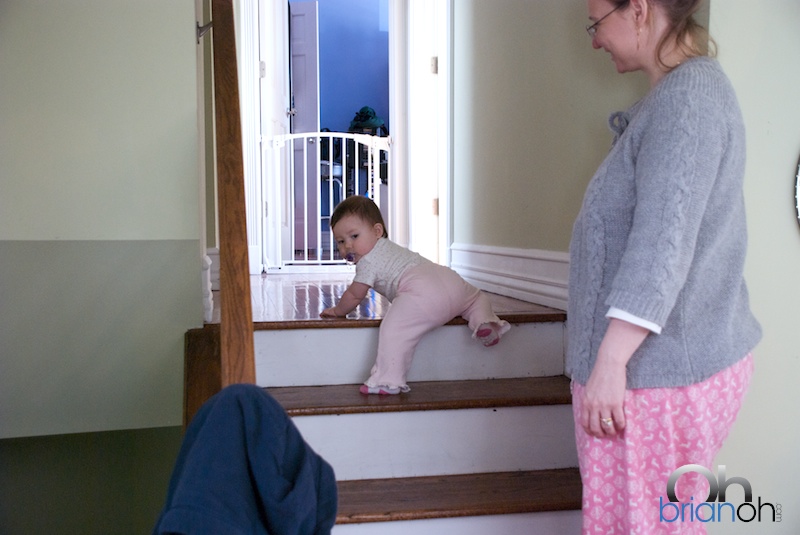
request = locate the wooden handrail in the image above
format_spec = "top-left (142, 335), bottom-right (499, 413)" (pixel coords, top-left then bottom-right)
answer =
top-left (211, 0), bottom-right (255, 386)
top-left (183, 0), bottom-right (255, 427)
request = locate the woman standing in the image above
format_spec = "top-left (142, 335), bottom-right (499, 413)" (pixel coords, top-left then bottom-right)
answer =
top-left (569, 0), bottom-right (762, 532)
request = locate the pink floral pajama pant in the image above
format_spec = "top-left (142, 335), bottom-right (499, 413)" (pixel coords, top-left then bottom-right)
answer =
top-left (572, 354), bottom-right (754, 534)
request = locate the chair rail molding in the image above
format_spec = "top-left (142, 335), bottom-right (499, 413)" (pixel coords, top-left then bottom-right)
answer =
top-left (450, 243), bottom-right (569, 311)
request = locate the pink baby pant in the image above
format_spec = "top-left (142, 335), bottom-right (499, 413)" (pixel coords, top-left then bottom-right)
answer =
top-left (365, 262), bottom-right (509, 389)
top-left (572, 353), bottom-right (753, 534)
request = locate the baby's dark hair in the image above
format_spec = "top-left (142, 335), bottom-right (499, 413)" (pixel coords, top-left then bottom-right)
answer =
top-left (330, 195), bottom-right (388, 238)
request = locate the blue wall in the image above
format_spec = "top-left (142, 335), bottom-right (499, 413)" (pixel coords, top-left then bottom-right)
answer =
top-left (292, 0), bottom-right (390, 133)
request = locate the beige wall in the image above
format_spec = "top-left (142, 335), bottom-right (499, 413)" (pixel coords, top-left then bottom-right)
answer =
top-left (452, 0), bottom-right (648, 251)
top-left (710, 1), bottom-right (800, 532)
top-left (1, 1), bottom-right (200, 242)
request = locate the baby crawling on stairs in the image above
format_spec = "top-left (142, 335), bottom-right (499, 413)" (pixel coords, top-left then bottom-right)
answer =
top-left (321, 195), bottom-right (510, 395)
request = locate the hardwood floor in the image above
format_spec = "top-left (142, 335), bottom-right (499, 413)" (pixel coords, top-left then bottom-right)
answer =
top-left (209, 273), bottom-right (563, 325)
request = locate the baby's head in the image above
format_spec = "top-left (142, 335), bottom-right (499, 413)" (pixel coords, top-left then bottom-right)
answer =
top-left (330, 196), bottom-right (387, 263)
top-left (330, 196), bottom-right (388, 238)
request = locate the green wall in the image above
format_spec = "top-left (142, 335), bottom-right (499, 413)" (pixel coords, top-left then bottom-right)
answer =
top-left (0, 0), bottom-right (201, 530)
top-left (0, 241), bottom-right (199, 437)
top-left (0, 427), bottom-right (183, 533)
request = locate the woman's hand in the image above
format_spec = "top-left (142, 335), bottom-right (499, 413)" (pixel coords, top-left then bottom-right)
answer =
top-left (580, 318), bottom-right (650, 438)
top-left (581, 357), bottom-right (628, 438)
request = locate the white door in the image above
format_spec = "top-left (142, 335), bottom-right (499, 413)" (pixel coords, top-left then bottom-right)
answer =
top-left (407, 0), bottom-right (439, 263)
top-left (257, 0), bottom-right (329, 270)
top-left (289, 1), bottom-right (321, 259)
top-left (258, 0), bottom-right (291, 270)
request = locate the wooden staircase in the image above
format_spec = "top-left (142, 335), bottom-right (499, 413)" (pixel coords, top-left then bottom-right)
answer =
top-left (270, 377), bottom-right (581, 532)
top-left (185, 301), bottom-right (582, 532)
top-left (253, 306), bottom-right (580, 533)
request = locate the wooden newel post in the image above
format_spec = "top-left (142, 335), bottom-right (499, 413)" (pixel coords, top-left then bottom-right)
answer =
top-left (211, 0), bottom-right (256, 386)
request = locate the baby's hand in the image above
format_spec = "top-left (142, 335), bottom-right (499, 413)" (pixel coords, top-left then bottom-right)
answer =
top-left (320, 307), bottom-right (340, 318)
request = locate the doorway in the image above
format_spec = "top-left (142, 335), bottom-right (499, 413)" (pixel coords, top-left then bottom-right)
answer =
top-left (287, 0), bottom-right (390, 266)
top-left (236, 0), bottom-right (450, 274)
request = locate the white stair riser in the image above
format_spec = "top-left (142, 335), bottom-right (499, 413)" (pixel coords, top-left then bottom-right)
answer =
top-left (255, 322), bottom-right (565, 387)
top-left (293, 405), bottom-right (578, 481)
top-left (332, 510), bottom-right (582, 534)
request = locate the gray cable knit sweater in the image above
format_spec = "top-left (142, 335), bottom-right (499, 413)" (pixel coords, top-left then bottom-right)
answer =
top-left (567, 57), bottom-right (762, 389)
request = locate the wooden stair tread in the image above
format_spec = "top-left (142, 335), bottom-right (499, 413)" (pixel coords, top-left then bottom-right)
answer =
top-left (253, 306), bottom-right (566, 331)
top-left (267, 376), bottom-right (571, 417)
top-left (336, 468), bottom-right (582, 524)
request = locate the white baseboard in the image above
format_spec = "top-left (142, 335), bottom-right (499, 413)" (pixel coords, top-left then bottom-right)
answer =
top-left (450, 243), bottom-right (569, 311)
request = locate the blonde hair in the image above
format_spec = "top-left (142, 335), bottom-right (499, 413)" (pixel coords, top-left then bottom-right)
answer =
top-left (612, 0), bottom-right (717, 70)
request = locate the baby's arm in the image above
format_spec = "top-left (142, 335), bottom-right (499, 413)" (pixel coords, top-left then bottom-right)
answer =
top-left (321, 281), bottom-right (371, 317)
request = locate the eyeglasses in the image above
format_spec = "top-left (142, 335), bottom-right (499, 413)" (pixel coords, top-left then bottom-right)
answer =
top-left (585, 2), bottom-right (628, 38)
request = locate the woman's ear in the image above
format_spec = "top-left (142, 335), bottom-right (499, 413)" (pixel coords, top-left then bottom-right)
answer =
top-left (629, 0), bottom-right (648, 23)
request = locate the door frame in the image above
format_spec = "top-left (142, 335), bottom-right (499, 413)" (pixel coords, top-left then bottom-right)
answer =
top-left (234, 0), bottom-right (452, 272)
top-left (404, 0), bottom-right (451, 264)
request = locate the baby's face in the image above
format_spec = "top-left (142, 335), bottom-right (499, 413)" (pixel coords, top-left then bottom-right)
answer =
top-left (332, 214), bottom-right (383, 263)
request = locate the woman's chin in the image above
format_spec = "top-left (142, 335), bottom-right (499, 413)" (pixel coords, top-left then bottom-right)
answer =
top-left (611, 57), bottom-right (636, 75)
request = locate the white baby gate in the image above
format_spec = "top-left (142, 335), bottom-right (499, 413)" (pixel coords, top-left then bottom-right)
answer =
top-left (262, 131), bottom-right (391, 270)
